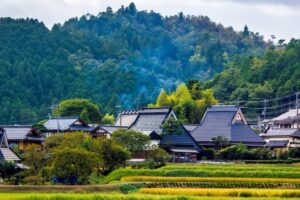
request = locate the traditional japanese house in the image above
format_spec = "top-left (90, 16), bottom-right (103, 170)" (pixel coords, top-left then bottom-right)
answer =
top-left (0, 128), bottom-right (20, 162)
top-left (116, 107), bottom-right (202, 162)
top-left (42, 117), bottom-right (93, 137)
top-left (1, 125), bottom-right (44, 151)
top-left (191, 105), bottom-right (266, 148)
top-left (260, 109), bottom-right (300, 149)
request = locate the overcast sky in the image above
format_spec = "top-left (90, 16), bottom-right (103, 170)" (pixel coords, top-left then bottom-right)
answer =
top-left (0, 0), bottom-right (299, 42)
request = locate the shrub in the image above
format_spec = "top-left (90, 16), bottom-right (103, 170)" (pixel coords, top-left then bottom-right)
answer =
top-left (147, 147), bottom-right (170, 169)
top-left (119, 184), bottom-right (138, 194)
top-left (289, 148), bottom-right (300, 158)
top-left (23, 176), bottom-right (45, 185)
top-left (201, 148), bottom-right (215, 160)
top-left (219, 143), bottom-right (249, 160)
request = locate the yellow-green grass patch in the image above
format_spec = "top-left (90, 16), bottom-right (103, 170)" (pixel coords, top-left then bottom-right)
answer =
top-left (139, 188), bottom-right (300, 197)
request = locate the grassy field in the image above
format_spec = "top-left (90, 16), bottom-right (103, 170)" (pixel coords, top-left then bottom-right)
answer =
top-left (104, 163), bottom-right (300, 183)
top-left (3, 163), bottom-right (300, 199)
top-left (139, 188), bottom-right (300, 198)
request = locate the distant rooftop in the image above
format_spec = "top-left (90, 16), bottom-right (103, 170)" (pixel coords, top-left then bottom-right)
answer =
top-left (208, 105), bottom-right (239, 112)
top-left (271, 109), bottom-right (300, 122)
top-left (43, 117), bottom-right (80, 131)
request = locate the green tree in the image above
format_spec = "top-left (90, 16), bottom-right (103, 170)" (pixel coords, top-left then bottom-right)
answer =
top-left (101, 113), bottom-right (115, 125)
top-left (23, 144), bottom-right (45, 176)
top-left (147, 147), bottom-right (170, 169)
top-left (51, 148), bottom-right (96, 184)
top-left (0, 161), bottom-right (19, 181)
top-left (211, 136), bottom-right (230, 150)
top-left (54, 99), bottom-right (102, 123)
top-left (112, 129), bottom-right (150, 154)
top-left (92, 138), bottom-right (129, 175)
top-left (151, 83), bottom-right (217, 123)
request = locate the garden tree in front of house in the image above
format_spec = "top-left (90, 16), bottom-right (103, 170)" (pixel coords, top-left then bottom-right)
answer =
top-left (160, 117), bottom-right (182, 136)
top-left (23, 144), bottom-right (45, 176)
top-left (51, 148), bottom-right (97, 184)
top-left (23, 132), bottom-right (130, 184)
top-left (147, 146), bottom-right (170, 169)
top-left (150, 83), bottom-right (218, 124)
top-left (53, 99), bottom-right (103, 123)
top-left (112, 129), bottom-right (150, 154)
top-left (0, 161), bottom-right (19, 182)
top-left (92, 138), bottom-right (129, 175)
top-left (211, 136), bottom-right (230, 150)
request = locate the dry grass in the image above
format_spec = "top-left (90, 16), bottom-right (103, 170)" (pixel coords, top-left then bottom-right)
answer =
top-left (139, 188), bottom-right (300, 197)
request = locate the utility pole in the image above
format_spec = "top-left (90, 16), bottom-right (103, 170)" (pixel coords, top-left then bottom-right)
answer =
top-left (258, 116), bottom-right (262, 134)
top-left (50, 103), bottom-right (60, 133)
top-left (56, 104), bottom-right (60, 133)
top-left (115, 105), bottom-right (122, 126)
top-left (296, 92), bottom-right (299, 129)
top-left (262, 99), bottom-right (267, 121)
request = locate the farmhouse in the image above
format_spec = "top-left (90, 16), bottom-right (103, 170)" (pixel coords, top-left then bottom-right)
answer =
top-left (116, 107), bottom-right (202, 162)
top-left (191, 105), bottom-right (266, 147)
top-left (1, 125), bottom-right (44, 151)
top-left (260, 109), bottom-right (300, 149)
top-left (42, 117), bottom-right (93, 137)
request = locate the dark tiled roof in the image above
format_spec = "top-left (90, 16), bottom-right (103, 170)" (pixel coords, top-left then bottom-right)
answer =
top-left (265, 128), bottom-right (300, 137)
top-left (69, 125), bottom-right (95, 132)
top-left (192, 105), bottom-right (265, 145)
top-left (208, 105), bottom-right (239, 112)
top-left (231, 123), bottom-right (265, 143)
top-left (160, 125), bottom-right (202, 152)
top-left (267, 140), bottom-right (289, 147)
top-left (193, 109), bottom-right (235, 141)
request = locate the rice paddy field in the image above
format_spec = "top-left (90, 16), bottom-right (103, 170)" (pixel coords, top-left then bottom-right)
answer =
top-left (3, 163), bottom-right (300, 199)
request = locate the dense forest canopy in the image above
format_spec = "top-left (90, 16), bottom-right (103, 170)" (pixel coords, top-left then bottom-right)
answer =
top-left (204, 39), bottom-right (300, 121)
top-left (0, 3), bottom-right (271, 124)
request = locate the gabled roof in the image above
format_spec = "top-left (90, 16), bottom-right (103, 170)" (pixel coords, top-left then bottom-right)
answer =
top-left (271, 109), bottom-right (300, 122)
top-left (43, 117), bottom-right (88, 131)
top-left (231, 122), bottom-right (265, 143)
top-left (265, 128), bottom-right (300, 137)
top-left (160, 124), bottom-right (202, 152)
top-left (130, 107), bottom-right (173, 135)
top-left (1, 125), bottom-right (39, 141)
top-left (0, 129), bottom-right (20, 162)
top-left (115, 110), bottom-right (140, 127)
top-left (192, 105), bottom-right (265, 145)
top-left (0, 148), bottom-right (20, 161)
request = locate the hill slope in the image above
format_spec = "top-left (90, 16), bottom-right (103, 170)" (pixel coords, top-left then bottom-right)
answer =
top-left (0, 3), bottom-right (266, 123)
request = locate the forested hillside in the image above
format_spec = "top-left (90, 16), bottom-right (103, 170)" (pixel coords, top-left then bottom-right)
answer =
top-left (205, 39), bottom-right (300, 121)
top-left (0, 3), bottom-right (267, 123)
